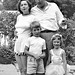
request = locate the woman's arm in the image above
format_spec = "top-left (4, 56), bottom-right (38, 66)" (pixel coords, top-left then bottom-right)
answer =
top-left (62, 50), bottom-right (67, 75)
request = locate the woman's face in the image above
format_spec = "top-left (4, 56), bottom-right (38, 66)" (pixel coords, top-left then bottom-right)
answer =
top-left (53, 37), bottom-right (61, 49)
top-left (20, 1), bottom-right (29, 14)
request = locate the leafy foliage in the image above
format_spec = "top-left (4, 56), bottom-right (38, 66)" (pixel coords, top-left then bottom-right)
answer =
top-left (0, 11), bottom-right (19, 64)
top-left (65, 46), bottom-right (75, 65)
top-left (58, 19), bottom-right (75, 65)
top-left (0, 10), bottom-right (19, 38)
top-left (3, 0), bottom-right (18, 10)
top-left (0, 46), bottom-right (16, 64)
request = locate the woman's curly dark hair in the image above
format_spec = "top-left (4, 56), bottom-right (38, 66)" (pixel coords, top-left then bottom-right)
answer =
top-left (17, 0), bottom-right (32, 14)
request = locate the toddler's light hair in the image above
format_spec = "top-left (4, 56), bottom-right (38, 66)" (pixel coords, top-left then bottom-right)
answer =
top-left (30, 21), bottom-right (41, 30)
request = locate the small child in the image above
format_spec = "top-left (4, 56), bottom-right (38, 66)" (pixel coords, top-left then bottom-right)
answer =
top-left (24, 21), bottom-right (46, 75)
top-left (45, 33), bottom-right (67, 75)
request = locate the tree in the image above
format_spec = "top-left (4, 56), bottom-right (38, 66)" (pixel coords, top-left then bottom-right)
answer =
top-left (3, 0), bottom-right (19, 10)
top-left (0, 10), bottom-right (19, 38)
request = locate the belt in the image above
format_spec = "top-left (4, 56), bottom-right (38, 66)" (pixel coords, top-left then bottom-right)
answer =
top-left (15, 52), bottom-right (26, 56)
top-left (41, 30), bottom-right (57, 33)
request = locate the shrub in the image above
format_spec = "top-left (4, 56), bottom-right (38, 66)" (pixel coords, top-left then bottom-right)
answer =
top-left (65, 46), bottom-right (75, 65)
top-left (0, 11), bottom-right (19, 64)
top-left (59, 19), bottom-right (75, 65)
top-left (0, 46), bottom-right (16, 64)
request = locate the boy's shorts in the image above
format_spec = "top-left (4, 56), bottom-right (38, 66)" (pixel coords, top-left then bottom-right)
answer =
top-left (27, 56), bottom-right (45, 74)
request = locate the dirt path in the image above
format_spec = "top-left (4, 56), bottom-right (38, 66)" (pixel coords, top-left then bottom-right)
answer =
top-left (0, 64), bottom-right (20, 75)
top-left (0, 64), bottom-right (75, 75)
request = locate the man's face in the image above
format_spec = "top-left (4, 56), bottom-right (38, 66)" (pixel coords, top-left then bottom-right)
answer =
top-left (35, 0), bottom-right (46, 8)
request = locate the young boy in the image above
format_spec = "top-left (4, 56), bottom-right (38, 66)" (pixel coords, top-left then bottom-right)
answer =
top-left (24, 21), bottom-right (46, 75)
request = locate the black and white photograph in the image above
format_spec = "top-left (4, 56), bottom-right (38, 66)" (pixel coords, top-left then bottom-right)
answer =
top-left (0, 0), bottom-right (75, 75)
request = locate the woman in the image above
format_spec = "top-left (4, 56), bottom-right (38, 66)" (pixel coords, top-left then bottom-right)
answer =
top-left (14, 0), bottom-right (35, 75)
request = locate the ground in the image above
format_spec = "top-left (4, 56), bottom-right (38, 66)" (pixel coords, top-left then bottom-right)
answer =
top-left (0, 63), bottom-right (20, 75)
top-left (0, 63), bottom-right (75, 75)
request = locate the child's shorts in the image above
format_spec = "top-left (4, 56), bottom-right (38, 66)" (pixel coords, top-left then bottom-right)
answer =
top-left (27, 56), bottom-right (45, 74)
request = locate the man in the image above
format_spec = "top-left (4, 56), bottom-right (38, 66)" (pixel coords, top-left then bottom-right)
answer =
top-left (31, 0), bottom-right (65, 68)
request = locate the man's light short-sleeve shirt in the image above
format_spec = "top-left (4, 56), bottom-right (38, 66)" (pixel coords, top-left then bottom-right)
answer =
top-left (31, 2), bottom-right (64, 31)
top-left (25, 36), bottom-right (46, 56)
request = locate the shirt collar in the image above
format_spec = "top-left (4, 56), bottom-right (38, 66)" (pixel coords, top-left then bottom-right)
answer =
top-left (36, 1), bottom-right (51, 11)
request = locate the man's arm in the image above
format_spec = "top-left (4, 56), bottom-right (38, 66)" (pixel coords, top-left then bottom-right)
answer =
top-left (55, 3), bottom-right (65, 25)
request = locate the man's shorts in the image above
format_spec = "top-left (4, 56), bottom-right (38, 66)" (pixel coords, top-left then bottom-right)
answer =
top-left (27, 56), bottom-right (45, 74)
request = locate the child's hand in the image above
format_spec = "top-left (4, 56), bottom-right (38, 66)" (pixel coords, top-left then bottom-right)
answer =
top-left (33, 54), bottom-right (40, 60)
top-left (39, 54), bottom-right (45, 59)
top-left (39, 52), bottom-right (45, 59)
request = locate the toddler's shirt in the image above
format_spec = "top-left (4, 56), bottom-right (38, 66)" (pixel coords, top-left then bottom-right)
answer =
top-left (25, 36), bottom-right (46, 56)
